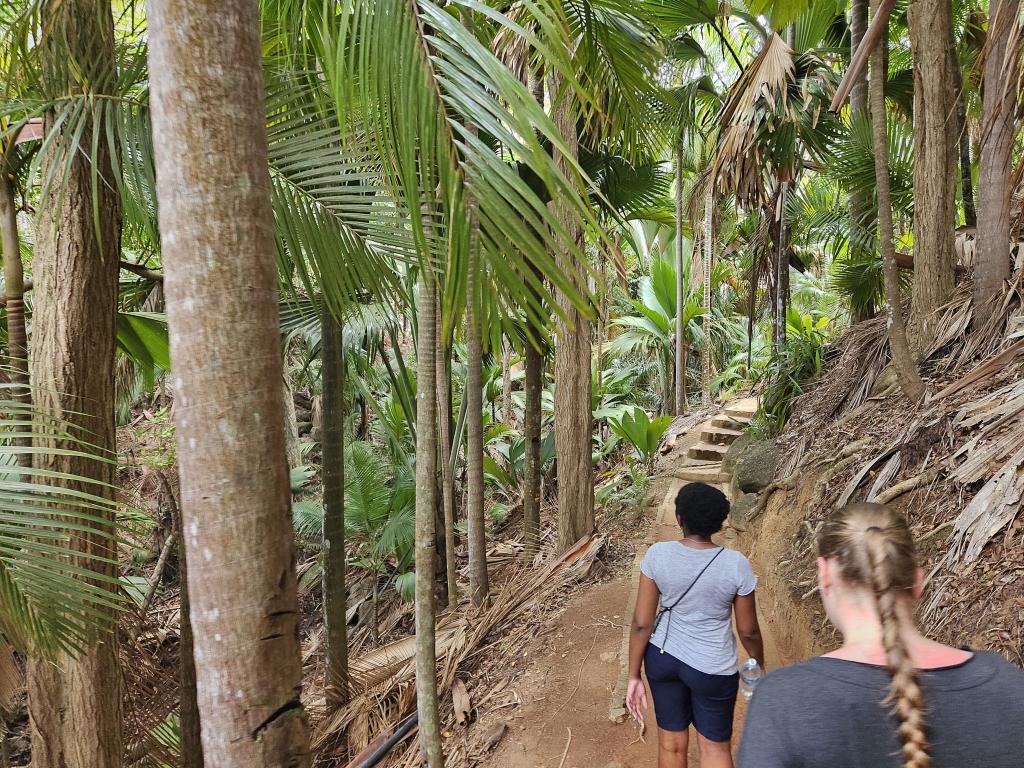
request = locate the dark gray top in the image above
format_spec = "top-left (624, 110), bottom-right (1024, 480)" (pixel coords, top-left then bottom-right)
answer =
top-left (737, 651), bottom-right (1024, 767)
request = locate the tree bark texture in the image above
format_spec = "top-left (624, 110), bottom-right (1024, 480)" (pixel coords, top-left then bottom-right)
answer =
top-left (25, 2), bottom-right (122, 766)
top-left (550, 73), bottom-right (594, 552)
top-left (871, 0), bottom-right (927, 402)
top-left (674, 145), bottom-right (687, 416)
top-left (522, 338), bottom-right (543, 559)
top-left (414, 274), bottom-right (445, 768)
top-left (702, 191), bottom-right (713, 406)
top-left (950, 39), bottom-right (976, 228)
top-left (974, 0), bottom-right (1019, 321)
top-left (501, 343), bottom-right (514, 426)
top-left (172, 479), bottom-right (203, 768)
top-left (282, 372), bottom-right (302, 469)
top-left (321, 305), bottom-right (348, 706)
top-left (908, 0), bottom-right (957, 348)
top-left (848, 0), bottom-right (872, 264)
top-left (148, 2), bottom-right (311, 765)
top-left (435, 299), bottom-right (458, 604)
top-left (0, 171), bottom-right (29, 449)
top-left (465, 244), bottom-right (489, 607)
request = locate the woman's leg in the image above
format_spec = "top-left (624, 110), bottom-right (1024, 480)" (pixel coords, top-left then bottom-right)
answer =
top-left (696, 732), bottom-right (733, 768)
top-left (657, 727), bottom-right (689, 768)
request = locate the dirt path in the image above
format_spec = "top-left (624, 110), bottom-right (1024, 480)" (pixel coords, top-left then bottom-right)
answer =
top-left (489, 400), bottom-right (789, 768)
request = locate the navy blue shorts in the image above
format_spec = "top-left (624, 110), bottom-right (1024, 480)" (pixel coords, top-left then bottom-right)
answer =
top-left (644, 643), bottom-right (739, 741)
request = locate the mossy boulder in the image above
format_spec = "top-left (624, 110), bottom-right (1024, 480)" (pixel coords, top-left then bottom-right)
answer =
top-left (729, 492), bottom-right (759, 532)
top-left (722, 431), bottom-right (757, 477)
top-left (733, 438), bottom-right (779, 494)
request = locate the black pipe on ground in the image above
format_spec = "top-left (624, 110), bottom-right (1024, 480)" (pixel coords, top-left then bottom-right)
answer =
top-left (354, 712), bottom-right (419, 768)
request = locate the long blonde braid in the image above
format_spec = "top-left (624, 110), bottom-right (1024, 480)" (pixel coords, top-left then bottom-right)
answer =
top-left (817, 503), bottom-right (930, 768)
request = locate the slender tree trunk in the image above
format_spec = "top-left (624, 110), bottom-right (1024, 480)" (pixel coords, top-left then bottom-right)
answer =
top-left (414, 274), bottom-right (445, 768)
top-left (522, 339), bottom-right (543, 559)
top-left (950, 41), bottom-right (976, 228)
top-left (465, 245), bottom-right (489, 607)
top-left (149, 2), bottom-right (310, 765)
top-left (501, 343), bottom-right (514, 426)
top-left (908, 0), bottom-right (957, 349)
top-left (0, 171), bottom-right (28, 447)
top-left (282, 371), bottom-right (302, 469)
top-left (550, 73), bottom-right (594, 552)
top-left (674, 145), bottom-right (687, 416)
top-left (871, 0), bottom-right (927, 402)
top-left (26, 2), bottom-right (122, 766)
top-left (702, 191), bottom-right (713, 406)
top-left (322, 304), bottom-right (348, 707)
top-left (974, 0), bottom-right (1019, 321)
top-left (435, 297), bottom-right (458, 604)
top-left (848, 0), bottom-right (872, 265)
top-left (168, 475), bottom-right (203, 768)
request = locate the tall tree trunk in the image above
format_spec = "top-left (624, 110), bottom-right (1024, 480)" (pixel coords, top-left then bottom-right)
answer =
top-left (702, 191), bottom-right (713, 406)
top-left (26, 2), bottom-right (122, 766)
top-left (435, 298), bottom-right (458, 604)
top-left (465, 246), bottom-right (489, 607)
top-left (522, 339), bottom-right (543, 559)
top-left (414, 274), bottom-right (445, 768)
top-left (974, 0), bottom-right (1019, 321)
top-left (908, 0), bottom-right (957, 349)
top-left (149, 2), bottom-right (310, 765)
top-left (872, 0), bottom-right (927, 402)
top-left (282, 371), bottom-right (302, 469)
top-left (501, 343), bottom-right (514, 426)
top-left (674, 145), bottom-right (687, 416)
top-left (950, 41), bottom-right (976, 228)
top-left (321, 305), bottom-right (348, 706)
top-left (0, 170), bottom-right (29, 448)
top-left (168, 475), bottom-right (203, 768)
top-left (848, 0), bottom-right (872, 269)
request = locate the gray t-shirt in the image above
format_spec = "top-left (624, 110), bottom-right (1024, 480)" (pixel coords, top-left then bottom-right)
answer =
top-left (640, 542), bottom-right (757, 675)
top-left (738, 652), bottom-right (1024, 767)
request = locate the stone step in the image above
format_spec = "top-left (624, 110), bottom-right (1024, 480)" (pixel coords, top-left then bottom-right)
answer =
top-left (712, 414), bottom-right (752, 429)
top-left (671, 464), bottom-right (728, 484)
top-left (701, 426), bottom-right (745, 445)
top-left (724, 407), bottom-right (756, 419)
top-left (688, 441), bottom-right (730, 462)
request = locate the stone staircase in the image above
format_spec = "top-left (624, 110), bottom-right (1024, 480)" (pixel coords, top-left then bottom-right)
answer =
top-left (686, 400), bottom-right (757, 465)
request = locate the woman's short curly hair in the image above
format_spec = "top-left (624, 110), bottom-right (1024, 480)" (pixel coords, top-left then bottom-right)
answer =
top-left (674, 482), bottom-right (730, 537)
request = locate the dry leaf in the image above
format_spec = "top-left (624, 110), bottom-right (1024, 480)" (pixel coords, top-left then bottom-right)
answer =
top-left (452, 678), bottom-right (472, 726)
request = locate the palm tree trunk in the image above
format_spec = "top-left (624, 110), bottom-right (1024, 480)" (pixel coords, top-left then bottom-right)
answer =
top-left (414, 273), bottom-right (445, 767)
top-left (848, 0), bottom-right (872, 266)
top-left (149, 2), bottom-right (310, 765)
top-left (522, 338), bottom-right (543, 559)
top-left (974, 0), bottom-right (1019, 322)
top-left (550, 72), bottom-right (594, 552)
top-left (167, 475), bottom-right (203, 768)
top-left (871, 0), bottom-right (927, 402)
top-left (950, 44), bottom-right (976, 228)
top-left (908, 0), bottom-right (957, 350)
top-left (466, 241), bottom-right (490, 606)
top-left (502, 343), bottom-right (514, 426)
top-left (702, 191), bottom-right (713, 406)
top-left (25, 2), bottom-right (122, 765)
top-left (674, 145), bottom-right (686, 416)
top-left (0, 170), bottom-right (28, 451)
top-left (282, 371), bottom-right (302, 469)
top-left (321, 304), bottom-right (348, 707)
top-left (435, 297), bottom-right (458, 604)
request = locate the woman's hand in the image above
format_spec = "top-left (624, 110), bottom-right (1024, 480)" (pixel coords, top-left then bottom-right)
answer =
top-left (626, 676), bottom-right (648, 724)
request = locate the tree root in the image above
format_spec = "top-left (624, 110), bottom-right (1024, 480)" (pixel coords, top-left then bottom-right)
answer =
top-left (874, 468), bottom-right (941, 505)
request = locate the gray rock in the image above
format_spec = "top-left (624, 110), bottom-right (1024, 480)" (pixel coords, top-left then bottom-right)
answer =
top-left (729, 492), bottom-right (759, 532)
top-left (722, 431), bottom-right (756, 476)
top-left (733, 439), bottom-right (778, 494)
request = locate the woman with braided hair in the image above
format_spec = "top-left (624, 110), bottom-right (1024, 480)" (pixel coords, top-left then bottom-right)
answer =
top-left (738, 502), bottom-right (1024, 768)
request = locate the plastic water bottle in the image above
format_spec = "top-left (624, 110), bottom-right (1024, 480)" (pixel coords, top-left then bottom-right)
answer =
top-left (739, 658), bottom-right (763, 700)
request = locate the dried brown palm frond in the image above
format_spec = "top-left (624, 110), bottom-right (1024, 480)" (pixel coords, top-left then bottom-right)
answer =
top-left (312, 534), bottom-right (605, 765)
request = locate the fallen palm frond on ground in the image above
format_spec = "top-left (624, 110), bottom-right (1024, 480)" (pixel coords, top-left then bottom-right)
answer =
top-left (312, 534), bottom-right (606, 766)
top-left (758, 273), bottom-right (1024, 664)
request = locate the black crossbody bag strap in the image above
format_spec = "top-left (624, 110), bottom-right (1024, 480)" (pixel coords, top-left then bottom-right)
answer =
top-left (651, 547), bottom-right (725, 654)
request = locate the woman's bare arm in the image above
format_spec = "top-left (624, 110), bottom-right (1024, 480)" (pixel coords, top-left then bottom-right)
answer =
top-left (628, 574), bottom-right (660, 679)
top-left (734, 591), bottom-right (765, 669)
